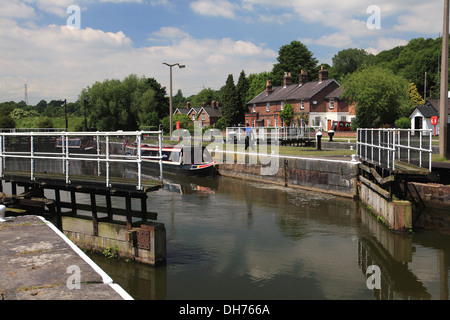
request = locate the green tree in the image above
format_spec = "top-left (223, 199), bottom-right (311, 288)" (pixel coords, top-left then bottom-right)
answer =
top-left (0, 105), bottom-right (16, 128)
top-left (37, 117), bottom-right (54, 128)
top-left (272, 41), bottom-right (318, 86)
top-left (246, 71), bottom-right (273, 105)
top-left (375, 37), bottom-right (444, 98)
top-left (80, 74), bottom-right (168, 131)
top-left (279, 103), bottom-right (294, 126)
top-left (342, 66), bottom-right (411, 128)
top-left (236, 70), bottom-right (249, 115)
top-left (187, 88), bottom-right (220, 107)
top-left (220, 74), bottom-right (242, 127)
top-left (330, 48), bottom-right (375, 81)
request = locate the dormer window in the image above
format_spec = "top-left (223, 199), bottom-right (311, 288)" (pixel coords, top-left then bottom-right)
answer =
top-left (329, 99), bottom-right (334, 110)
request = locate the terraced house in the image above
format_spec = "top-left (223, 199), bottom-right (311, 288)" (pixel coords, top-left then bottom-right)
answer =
top-left (246, 67), bottom-right (355, 131)
top-left (174, 101), bottom-right (222, 127)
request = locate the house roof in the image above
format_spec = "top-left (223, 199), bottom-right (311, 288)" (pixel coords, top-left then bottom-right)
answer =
top-left (325, 88), bottom-right (344, 99)
top-left (200, 106), bottom-right (221, 117)
top-left (187, 107), bottom-right (202, 116)
top-left (426, 98), bottom-right (450, 116)
top-left (412, 98), bottom-right (450, 118)
top-left (174, 107), bottom-right (190, 115)
top-left (247, 79), bottom-right (339, 105)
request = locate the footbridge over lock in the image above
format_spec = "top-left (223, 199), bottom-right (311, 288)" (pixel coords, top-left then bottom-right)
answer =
top-left (0, 130), bottom-right (167, 266)
top-left (356, 128), bottom-right (433, 232)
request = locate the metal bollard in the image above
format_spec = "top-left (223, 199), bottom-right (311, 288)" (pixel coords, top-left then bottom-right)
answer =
top-left (316, 131), bottom-right (322, 151)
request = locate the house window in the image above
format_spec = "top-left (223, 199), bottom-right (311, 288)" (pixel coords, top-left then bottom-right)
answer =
top-left (281, 101), bottom-right (285, 111)
top-left (192, 114), bottom-right (195, 121)
top-left (301, 100), bottom-right (305, 110)
top-left (315, 117), bottom-right (321, 127)
top-left (341, 116), bottom-right (347, 121)
top-left (267, 118), bottom-right (271, 127)
top-left (252, 119), bottom-right (255, 127)
top-left (266, 102), bottom-right (270, 112)
top-left (275, 117), bottom-right (278, 127)
top-left (253, 104), bottom-right (256, 112)
top-left (329, 99), bottom-right (334, 109)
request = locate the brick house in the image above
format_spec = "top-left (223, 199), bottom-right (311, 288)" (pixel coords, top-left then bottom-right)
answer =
top-left (174, 101), bottom-right (222, 127)
top-left (246, 67), bottom-right (354, 131)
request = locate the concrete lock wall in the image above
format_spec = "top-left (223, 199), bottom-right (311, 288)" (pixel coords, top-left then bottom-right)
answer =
top-left (359, 183), bottom-right (412, 232)
top-left (215, 153), bottom-right (360, 198)
top-left (62, 216), bottom-right (166, 266)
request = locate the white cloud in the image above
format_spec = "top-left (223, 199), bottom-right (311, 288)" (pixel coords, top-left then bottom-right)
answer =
top-left (242, 0), bottom-right (443, 53)
top-left (0, 16), bottom-right (277, 104)
top-left (149, 26), bottom-right (189, 41)
top-left (0, 1), bottom-right (36, 19)
top-left (190, 0), bottom-right (237, 19)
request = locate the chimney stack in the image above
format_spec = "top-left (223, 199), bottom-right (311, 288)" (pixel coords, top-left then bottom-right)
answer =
top-left (319, 66), bottom-right (328, 82)
top-left (299, 69), bottom-right (308, 86)
top-left (266, 80), bottom-right (273, 96)
top-left (186, 102), bottom-right (191, 109)
top-left (283, 72), bottom-right (292, 88)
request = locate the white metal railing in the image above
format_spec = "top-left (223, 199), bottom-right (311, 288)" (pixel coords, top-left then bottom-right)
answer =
top-left (357, 128), bottom-right (432, 172)
top-left (0, 131), bottom-right (164, 190)
top-left (226, 126), bottom-right (317, 142)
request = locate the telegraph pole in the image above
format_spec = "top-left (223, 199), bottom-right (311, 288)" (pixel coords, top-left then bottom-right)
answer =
top-left (440, 0), bottom-right (449, 159)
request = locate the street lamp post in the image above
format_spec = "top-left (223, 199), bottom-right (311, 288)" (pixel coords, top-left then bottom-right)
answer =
top-left (163, 62), bottom-right (185, 138)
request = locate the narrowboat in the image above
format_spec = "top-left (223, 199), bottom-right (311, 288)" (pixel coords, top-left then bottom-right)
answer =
top-left (55, 137), bottom-right (96, 153)
top-left (125, 144), bottom-right (216, 177)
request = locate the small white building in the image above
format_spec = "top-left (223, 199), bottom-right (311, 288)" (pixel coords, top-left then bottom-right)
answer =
top-left (410, 99), bottom-right (450, 134)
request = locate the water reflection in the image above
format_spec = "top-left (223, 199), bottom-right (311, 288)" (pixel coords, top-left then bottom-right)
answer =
top-left (4, 164), bottom-right (449, 300)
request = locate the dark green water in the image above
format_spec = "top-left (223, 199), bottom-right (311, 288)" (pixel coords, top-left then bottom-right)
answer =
top-left (84, 174), bottom-right (450, 300)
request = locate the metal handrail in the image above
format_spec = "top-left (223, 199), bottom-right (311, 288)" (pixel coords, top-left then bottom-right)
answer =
top-left (0, 131), bottom-right (164, 190)
top-left (357, 128), bottom-right (432, 172)
top-left (226, 126), bottom-right (316, 141)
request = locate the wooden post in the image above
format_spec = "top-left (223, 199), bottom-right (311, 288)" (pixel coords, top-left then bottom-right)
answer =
top-left (54, 188), bottom-right (62, 216)
top-left (106, 191), bottom-right (112, 220)
top-left (54, 187), bottom-right (62, 230)
top-left (70, 190), bottom-right (77, 216)
top-left (125, 195), bottom-right (132, 230)
top-left (90, 191), bottom-right (98, 236)
top-left (440, 0), bottom-right (449, 159)
top-left (141, 193), bottom-right (148, 224)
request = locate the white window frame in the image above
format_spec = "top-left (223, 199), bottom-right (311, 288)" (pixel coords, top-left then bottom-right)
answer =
top-left (266, 102), bottom-right (270, 112)
top-left (281, 101), bottom-right (285, 111)
top-left (301, 100), bottom-right (305, 110)
top-left (329, 99), bottom-right (334, 110)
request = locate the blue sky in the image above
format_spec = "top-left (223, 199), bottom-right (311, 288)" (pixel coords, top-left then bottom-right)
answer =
top-left (0, 0), bottom-right (445, 105)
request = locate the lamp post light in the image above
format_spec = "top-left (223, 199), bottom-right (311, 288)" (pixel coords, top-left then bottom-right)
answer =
top-left (59, 99), bottom-right (68, 131)
top-left (163, 62), bottom-right (185, 138)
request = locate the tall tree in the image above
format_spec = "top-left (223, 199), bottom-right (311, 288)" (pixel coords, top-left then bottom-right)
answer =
top-left (246, 71), bottom-right (273, 105)
top-left (330, 48), bottom-right (375, 81)
top-left (80, 74), bottom-right (168, 131)
top-left (272, 41), bottom-right (318, 86)
top-left (220, 74), bottom-right (242, 127)
top-left (342, 66), bottom-right (412, 128)
top-left (236, 70), bottom-right (249, 116)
